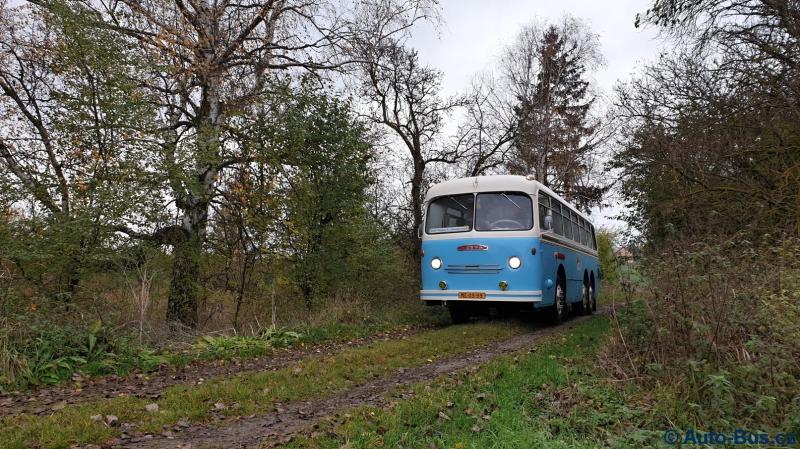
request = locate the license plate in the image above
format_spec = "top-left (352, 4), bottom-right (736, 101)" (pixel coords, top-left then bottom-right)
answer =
top-left (458, 292), bottom-right (486, 299)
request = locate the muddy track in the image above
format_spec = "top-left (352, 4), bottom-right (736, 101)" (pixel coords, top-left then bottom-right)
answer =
top-left (118, 312), bottom-right (603, 449)
top-left (0, 326), bottom-right (423, 418)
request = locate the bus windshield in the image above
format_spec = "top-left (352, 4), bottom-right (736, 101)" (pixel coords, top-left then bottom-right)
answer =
top-left (475, 192), bottom-right (533, 231)
top-left (426, 194), bottom-right (474, 234)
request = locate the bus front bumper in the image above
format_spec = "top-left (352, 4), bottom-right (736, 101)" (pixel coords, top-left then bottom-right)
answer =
top-left (419, 290), bottom-right (543, 303)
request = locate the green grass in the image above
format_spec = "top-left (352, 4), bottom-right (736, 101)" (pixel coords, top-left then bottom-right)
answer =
top-left (284, 311), bottom-right (800, 449)
top-left (284, 316), bottom-right (619, 449)
top-left (0, 320), bottom-right (526, 449)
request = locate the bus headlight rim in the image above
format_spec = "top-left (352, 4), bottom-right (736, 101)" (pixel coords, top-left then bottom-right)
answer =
top-left (508, 256), bottom-right (522, 269)
top-left (431, 257), bottom-right (442, 270)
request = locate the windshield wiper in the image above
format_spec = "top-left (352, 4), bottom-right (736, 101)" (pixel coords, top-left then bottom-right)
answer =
top-left (449, 195), bottom-right (469, 210)
top-left (501, 193), bottom-right (521, 209)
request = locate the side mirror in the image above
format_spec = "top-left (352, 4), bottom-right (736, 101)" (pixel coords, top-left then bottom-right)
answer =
top-left (417, 223), bottom-right (423, 239)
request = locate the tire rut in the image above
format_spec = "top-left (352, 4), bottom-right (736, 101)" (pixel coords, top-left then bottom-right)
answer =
top-left (118, 313), bottom-right (602, 449)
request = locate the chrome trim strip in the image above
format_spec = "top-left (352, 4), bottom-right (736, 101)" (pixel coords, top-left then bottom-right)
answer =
top-left (540, 233), bottom-right (598, 257)
top-left (420, 289), bottom-right (542, 295)
top-left (421, 296), bottom-right (543, 303)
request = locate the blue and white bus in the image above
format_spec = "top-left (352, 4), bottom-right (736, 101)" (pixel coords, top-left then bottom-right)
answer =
top-left (419, 175), bottom-right (599, 324)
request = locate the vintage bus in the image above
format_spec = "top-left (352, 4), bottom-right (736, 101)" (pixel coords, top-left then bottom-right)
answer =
top-left (419, 175), bottom-right (599, 324)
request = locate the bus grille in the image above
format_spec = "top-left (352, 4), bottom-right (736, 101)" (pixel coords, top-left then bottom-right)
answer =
top-left (445, 264), bottom-right (502, 274)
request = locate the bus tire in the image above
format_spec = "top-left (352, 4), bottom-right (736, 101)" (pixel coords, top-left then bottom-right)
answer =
top-left (579, 283), bottom-right (591, 315)
top-left (589, 283), bottom-right (597, 312)
top-left (548, 277), bottom-right (567, 325)
top-left (449, 304), bottom-right (469, 324)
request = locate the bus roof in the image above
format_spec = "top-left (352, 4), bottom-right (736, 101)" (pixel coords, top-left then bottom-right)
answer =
top-left (424, 175), bottom-right (594, 225)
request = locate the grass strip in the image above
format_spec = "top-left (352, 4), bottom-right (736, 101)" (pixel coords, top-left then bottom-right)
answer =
top-left (0, 320), bottom-right (526, 449)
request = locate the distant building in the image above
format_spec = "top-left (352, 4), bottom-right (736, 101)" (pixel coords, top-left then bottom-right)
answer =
top-left (615, 247), bottom-right (634, 264)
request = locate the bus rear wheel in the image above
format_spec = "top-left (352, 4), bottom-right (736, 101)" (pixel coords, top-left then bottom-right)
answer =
top-left (449, 304), bottom-right (469, 324)
top-left (578, 284), bottom-right (592, 315)
top-left (548, 278), bottom-right (567, 325)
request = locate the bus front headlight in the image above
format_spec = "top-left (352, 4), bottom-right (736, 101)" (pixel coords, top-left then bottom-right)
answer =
top-left (508, 256), bottom-right (522, 269)
top-left (431, 257), bottom-right (442, 270)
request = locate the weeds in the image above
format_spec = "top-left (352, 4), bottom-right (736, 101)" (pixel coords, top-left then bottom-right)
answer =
top-left (193, 328), bottom-right (301, 358)
top-left (0, 319), bottom-right (167, 390)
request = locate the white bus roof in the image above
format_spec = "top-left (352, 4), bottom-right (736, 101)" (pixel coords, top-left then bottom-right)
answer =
top-left (424, 175), bottom-right (594, 225)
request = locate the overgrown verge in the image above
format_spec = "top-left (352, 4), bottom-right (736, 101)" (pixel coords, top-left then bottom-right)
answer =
top-left (602, 236), bottom-right (800, 433)
top-left (0, 311), bottom-right (443, 392)
top-left (0, 321), bottom-right (524, 449)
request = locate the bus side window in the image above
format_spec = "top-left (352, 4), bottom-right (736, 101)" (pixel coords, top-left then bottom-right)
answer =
top-left (571, 212), bottom-right (580, 243)
top-left (538, 193), bottom-right (551, 230)
top-left (584, 221), bottom-right (590, 246)
top-left (552, 201), bottom-right (563, 235)
top-left (563, 209), bottom-right (574, 240)
top-left (579, 218), bottom-right (587, 246)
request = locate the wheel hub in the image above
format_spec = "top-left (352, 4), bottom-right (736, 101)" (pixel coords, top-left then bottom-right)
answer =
top-left (556, 285), bottom-right (564, 314)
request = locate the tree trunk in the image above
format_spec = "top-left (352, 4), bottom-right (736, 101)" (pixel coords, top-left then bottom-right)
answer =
top-left (165, 60), bottom-right (222, 327)
top-left (410, 157), bottom-right (425, 258)
top-left (167, 232), bottom-right (201, 326)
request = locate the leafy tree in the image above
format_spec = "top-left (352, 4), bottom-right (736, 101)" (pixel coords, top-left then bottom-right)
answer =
top-left (616, 0), bottom-right (800, 240)
top-left (0, 3), bottom-right (156, 299)
top-left (18, 0), bottom-right (436, 326)
top-left (596, 229), bottom-right (620, 285)
top-left (612, 50), bottom-right (800, 240)
top-left (268, 83), bottom-right (379, 302)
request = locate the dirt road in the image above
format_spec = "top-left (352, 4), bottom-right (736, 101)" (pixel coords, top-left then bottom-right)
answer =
top-left (118, 314), bottom-right (599, 449)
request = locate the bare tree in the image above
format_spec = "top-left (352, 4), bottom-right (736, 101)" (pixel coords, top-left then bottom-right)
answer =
top-left (452, 74), bottom-right (516, 177)
top-left (356, 40), bottom-right (465, 252)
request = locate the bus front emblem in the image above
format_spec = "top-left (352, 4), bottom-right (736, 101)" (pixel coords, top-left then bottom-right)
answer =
top-left (457, 244), bottom-right (488, 251)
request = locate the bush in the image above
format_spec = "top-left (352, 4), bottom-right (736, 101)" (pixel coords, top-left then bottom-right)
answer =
top-left (1, 319), bottom-right (165, 390)
top-left (603, 234), bottom-right (800, 429)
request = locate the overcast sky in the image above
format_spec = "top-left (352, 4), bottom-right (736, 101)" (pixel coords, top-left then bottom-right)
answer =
top-left (408, 0), bottom-right (667, 231)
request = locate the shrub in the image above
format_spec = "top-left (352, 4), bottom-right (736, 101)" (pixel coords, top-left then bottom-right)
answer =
top-left (603, 234), bottom-right (800, 429)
